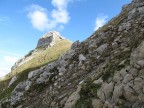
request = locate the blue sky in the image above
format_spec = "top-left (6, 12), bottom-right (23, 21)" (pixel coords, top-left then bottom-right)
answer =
top-left (0, 0), bottom-right (132, 77)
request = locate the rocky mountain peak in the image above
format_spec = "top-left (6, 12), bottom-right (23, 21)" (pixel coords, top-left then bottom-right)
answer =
top-left (37, 31), bottom-right (65, 48)
top-left (10, 31), bottom-right (70, 72)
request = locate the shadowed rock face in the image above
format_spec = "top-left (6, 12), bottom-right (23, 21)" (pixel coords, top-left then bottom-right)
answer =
top-left (37, 31), bottom-right (64, 48)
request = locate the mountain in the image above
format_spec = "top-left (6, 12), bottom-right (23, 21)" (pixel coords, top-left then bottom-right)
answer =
top-left (1, 0), bottom-right (144, 107)
top-left (3, 31), bottom-right (72, 80)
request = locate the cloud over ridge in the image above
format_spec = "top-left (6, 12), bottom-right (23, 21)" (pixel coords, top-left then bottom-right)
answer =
top-left (94, 14), bottom-right (108, 31)
top-left (27, 0), bottom-right (72, 31)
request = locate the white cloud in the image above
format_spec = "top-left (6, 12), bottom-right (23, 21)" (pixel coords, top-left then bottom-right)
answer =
top-left (94, 15), bottom-right (108, 31)
top-left (27, 6), bottom-right (49, 31)
top-left (4, 56), bottom-right (18, 63)
top-left (27, 0), bottom-right (72, 31)
top-left (0, 54), bottom-right (20, 77)
top-left (52, 0), bottom-right (71, 9)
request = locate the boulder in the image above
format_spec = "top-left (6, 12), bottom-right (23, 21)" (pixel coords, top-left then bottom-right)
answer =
top-left (92, 99), bottom-right (103, 108)
top-left (79, 54), bottom-right (86, 61)
top-left (10, 92), bottom-right (24, 105)
top-left (8, 76), bottom-right (17, 87)
top-left (28, 70), bottom-right (40, 79)
top-left (93, 78), bottom-right (103, 85)
top-left (96, 44), bottom-right (108, 55)
top-left (14, 80), bottom-right (32, 92)
top-left (122, 74), bottom-right (133, 84)
top-left (64, 86), bottom-right (81, 108)
top-left (113, 72), bottom-right (123, 82)
top-left (133, 77), bottom-right (143, 93)
top-left (124, 84), bottom-right (138, 102)
top-left (130, 41), bottom-right (144, 66)
top-left (113, 83), bottom-right (124, 103)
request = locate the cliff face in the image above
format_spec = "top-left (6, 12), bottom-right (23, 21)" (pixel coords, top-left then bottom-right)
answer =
top-left (1, 0), bottom-right (144, 108)
top-left (37, 31), bottom-right (65, 48)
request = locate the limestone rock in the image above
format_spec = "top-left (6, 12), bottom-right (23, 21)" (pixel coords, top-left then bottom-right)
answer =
top-left (79, 54), bottom-right (86, 61)
top-left (130, 41), bottom-right (144, 66)
top-left (113, 72), bottom-right (123, 82)
top-left (113, 83), bottom-right (124, 103)
top-left (93, 78), bottom-right (103, 85)
top-left (37, 31), bottom-right (64, 48)
top-left (64, 86), bottom-right (81, 108)
top-left (124, 84), bottom-right (138, 102)
top-left (14, 81), bottom-right (32, 92)
top-left (92, 99), bottom-right (103, 108)
top-left (8, 76), bottom-right (17, 87)
top-left (96, 44), bottom-right (108, 55)
top-left (28, 70), bottom-right (40, 79)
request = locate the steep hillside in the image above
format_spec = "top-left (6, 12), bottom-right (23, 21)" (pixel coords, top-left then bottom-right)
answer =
top-left (2, 31), bottom-right (72, 80)
top-left (1, 0), bottom-right (144, 108)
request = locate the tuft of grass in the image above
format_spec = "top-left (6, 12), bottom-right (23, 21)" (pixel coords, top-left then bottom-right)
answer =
top-left (75, 78), bottom-right (101, 108)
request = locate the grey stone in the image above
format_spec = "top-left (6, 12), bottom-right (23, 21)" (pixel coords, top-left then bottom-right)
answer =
top-left (119, 68), bottom-right (127, 77)
top-left (113, 83), bottom-right (124, 103)
top-left (137, 60), bottom-right (144, 69)
top-left (122, 74), bottom-right (133, 84)
top-left (79, 54), bottom-right (86, 61)
top-left (103, 82), bottom-right (114, 100)
top-left (64, 86), bottom-right (81, 108)
top-left (37, 31), bottom-right (64, 48)
top-left (96, 44), bottom-right (108, 55)
top-left (124, 84), bottom-right (138, 102)
top-left (138, 7), bottom-right (144, 14)
top-left (97, 88), bottom-right (105, 102)
top-left (28, 70), bottom-right (40, 79)
top-left (138, 93), bottom-right (144, 102)
top-left (112, 42), bottom-right (118, 49)
top-left (113, 72), bottom-right (123, 82)
top-left (40, 71), bottom-right (51, 79)
top-left (10, 92), bottom-right (24, 105)
top-left (139, 69), bottom-right (144, 76)
top-left (14, 81), bottom-right (32, 92)
top-left (92, 99), bottom-right (103, 108)
top-left (133, 77), bottom-right (143, 93)
top-left (8, 76), bottom-right (17, 87)
top-left (93, 78), bottom-right (103, 85)
top-left (130, 41), bottom-right (144, 66)
top-left (130, 68), bottom-right (138, 77)
top-left (36, 77), bottom-right (46, 84)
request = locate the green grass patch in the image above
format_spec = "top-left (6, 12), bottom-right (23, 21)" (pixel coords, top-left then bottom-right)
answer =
top-left (75, 78), bottom-right (101, 108)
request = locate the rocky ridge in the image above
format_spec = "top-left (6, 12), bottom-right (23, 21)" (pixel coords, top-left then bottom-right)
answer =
top-left (11, 31), bottom-right (68, 73)
top-left (1, 0), bottom-right (144, 108)
top-left (37, 31), bottom-right (65, 48)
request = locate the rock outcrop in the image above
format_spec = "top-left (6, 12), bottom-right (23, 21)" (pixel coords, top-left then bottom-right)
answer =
top-left (37, 31), bottom-right (65, 48)
top-left (1, 0), bottom-right (144, 108)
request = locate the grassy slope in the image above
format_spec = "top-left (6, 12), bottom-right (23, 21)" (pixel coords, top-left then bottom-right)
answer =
top-left (0, 39), bottom-right (71, 100)
top-left (11, 39), bottom-right (71, 76)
